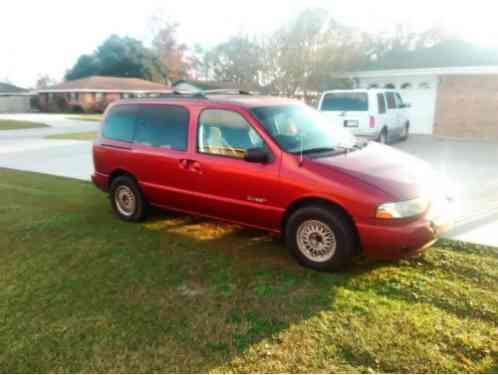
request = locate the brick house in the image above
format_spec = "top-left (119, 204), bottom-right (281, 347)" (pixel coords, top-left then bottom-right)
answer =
top-left (38, 76), bottom-right (170, 113)
top-left (349, 66), bottom-right (498, 141)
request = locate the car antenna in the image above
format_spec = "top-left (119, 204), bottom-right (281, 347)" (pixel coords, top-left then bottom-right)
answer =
top-left (298, 132), bottom-right (304, 166)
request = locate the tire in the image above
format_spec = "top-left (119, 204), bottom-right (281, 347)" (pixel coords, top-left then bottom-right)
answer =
top-left (378, 128), bottom-right (388, 144)
top-left (109, 175), bottom-right (148, 222)
top-left (285, 205), bottom-right (356, 271)
top-left (400, 123), bottom-right (409, 141)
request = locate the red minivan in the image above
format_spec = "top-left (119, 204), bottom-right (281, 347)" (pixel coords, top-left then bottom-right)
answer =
top-left (92, 92), bottom-right (454, 271)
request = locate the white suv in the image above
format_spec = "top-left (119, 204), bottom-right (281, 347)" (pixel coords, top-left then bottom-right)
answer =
top-left (318, 89), bottom-right (411, 143)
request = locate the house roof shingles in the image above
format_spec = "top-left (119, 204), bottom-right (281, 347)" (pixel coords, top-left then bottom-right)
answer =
top-left (0, 82), bottom-right (28, 94)
top-left (39, 76), bottom-right (170, 92)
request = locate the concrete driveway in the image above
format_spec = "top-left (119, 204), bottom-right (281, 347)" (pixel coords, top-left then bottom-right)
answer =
top-left (0, 114), bottom-right (97, 180)
top-left (396, 135), bottom-right (498, 247)
top-left (1, 114), bottom-right (497, 247)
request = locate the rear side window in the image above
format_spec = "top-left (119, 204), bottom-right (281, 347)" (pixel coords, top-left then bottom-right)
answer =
top-left (321, 93), bottom-right (368, 111)
top-left (134, 106), bottom-right (189, 151)
top-left (385, 92), bottom-right (396, 109)
top-left (102, 105), bottom-right (138, 142)
top-left (377, 93), bottom-right (386, 114)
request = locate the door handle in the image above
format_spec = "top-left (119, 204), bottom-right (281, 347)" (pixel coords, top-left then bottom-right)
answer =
top-left (190, 161), bottom-right (202, 175)
top-left (179, 159), bottom-right (190, 170)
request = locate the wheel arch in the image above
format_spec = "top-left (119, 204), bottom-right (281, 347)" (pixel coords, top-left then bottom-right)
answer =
top-left (108, 168), bottom-right (138, 189)
top-left (281, 197), bottom-right (361, 253)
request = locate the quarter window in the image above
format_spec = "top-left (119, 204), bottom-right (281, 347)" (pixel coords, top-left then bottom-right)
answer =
top-left (134, 106), bottom-right (189, 150)
top-left (198, 109), bottom-right (264, 159)
top-left (395, 93), bottom-right (404, 108)
top-left (385, 92), bottom-right (396, 109)
top-left (102, 105), bottom-right (138, 142)
top-left (377, 93), bottom-right (386, 114)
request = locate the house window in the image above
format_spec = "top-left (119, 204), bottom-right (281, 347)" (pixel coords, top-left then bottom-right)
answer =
top-left (95, 92), bottom-right (104, 101)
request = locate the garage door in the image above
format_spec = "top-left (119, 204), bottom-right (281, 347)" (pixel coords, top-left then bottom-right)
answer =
top-left (400, 88), bottom-right (437, 134)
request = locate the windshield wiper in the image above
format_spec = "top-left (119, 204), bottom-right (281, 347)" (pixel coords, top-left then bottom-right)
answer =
top-left (300, 147), bottom-right (337, 154)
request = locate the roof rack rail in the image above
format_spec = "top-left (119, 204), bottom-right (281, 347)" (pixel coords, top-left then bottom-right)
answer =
top-left (158, 90), bottom-right (207, 99)
top-left (156, 88), bottom-right (253, 100)
top-left (202, 89), bottom-right (252, 95)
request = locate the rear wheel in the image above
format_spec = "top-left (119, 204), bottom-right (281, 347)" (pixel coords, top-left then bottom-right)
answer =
top-left (285, 206), bottom-right (356, 271)
top-left (378, 128), bottom-right (388, 144)
top-left (109, 175), bottom-right (148, 222)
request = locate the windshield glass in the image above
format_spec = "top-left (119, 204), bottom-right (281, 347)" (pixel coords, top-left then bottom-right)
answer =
top-left (251, 104), bottom-right (357, 154)
top-left (321, 92), bottom-right (368, 111)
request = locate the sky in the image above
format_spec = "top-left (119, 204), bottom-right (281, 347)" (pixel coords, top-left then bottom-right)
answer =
top-left (2, 0), bottom-right (498, 88)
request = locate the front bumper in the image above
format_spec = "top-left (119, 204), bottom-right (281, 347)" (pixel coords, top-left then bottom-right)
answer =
top-left (357, 201), bottom-right (455, 259)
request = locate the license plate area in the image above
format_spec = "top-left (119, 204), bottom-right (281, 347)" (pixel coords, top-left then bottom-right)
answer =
top-left (344, 120), bottom-right (359, 127)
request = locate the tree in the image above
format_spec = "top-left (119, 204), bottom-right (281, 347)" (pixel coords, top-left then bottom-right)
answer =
top-left (65, 35), bottom-right (158, 81)
top-left (150, 22), bottom-right (190, 84)
top-left (207, 35), bottom-right (263, 89)
top-left (35, 74), bottom-right (57, 89)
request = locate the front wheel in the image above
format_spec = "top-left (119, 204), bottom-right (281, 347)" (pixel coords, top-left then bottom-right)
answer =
top-left (400, 123), bottom-right (409, 141)
top-left (285, 206), bottom-right (356, 271)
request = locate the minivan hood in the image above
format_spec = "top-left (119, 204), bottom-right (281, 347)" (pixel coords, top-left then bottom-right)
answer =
top-left (310, 142), bottom-right (436, 201)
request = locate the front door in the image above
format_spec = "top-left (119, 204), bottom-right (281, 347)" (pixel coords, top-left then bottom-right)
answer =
top-left (189, 108), bottom-right (283, 231)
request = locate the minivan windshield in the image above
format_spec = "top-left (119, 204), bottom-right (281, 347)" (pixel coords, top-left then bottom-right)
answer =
top-left (251, 104), bottom-right (359, 155)
top-left (321, 92), bottom-right (368, 111)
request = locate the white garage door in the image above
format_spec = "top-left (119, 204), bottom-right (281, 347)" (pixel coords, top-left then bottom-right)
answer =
top-left (399, 88), bottom-right (437, 134)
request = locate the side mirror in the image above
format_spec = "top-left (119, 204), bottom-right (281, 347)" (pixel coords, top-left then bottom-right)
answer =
top-left (244, 147), bottom-right (271, 163)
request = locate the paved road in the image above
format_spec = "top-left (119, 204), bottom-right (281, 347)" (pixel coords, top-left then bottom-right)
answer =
top-left (1, 114), bottom-right (497, 247)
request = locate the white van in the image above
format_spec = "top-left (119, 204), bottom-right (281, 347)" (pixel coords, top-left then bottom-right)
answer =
top-left (318, 89), bottom-right (411, 143)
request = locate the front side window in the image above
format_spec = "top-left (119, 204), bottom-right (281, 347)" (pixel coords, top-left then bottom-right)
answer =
top-left (385, 92), bottom-right (396, 109)
top-left (102, 105), bottom-right (138, 142)
top-left (134, 105), bottom-right (189, 150)
top-left (321, 92), bottom-right (368, 111)
top-left (198, 109), bottom-right (265, 159)
top-left (395, 93), bottom-right (404, 108)
top-left (251, 104), bottom-right (357, 155)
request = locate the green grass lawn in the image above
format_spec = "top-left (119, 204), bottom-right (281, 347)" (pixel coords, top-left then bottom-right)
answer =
top-left (66, 114), bottom-right (102, 122)
top-left (0, 168), bottom-right (497, 372)
top-left (46, 131), bottom-right (97, 141)
top-left (0, 119), bottom-right (49, 130)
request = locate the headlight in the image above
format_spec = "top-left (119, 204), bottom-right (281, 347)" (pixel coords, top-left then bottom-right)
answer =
top-left (376, 197), bottom-right (430, 219)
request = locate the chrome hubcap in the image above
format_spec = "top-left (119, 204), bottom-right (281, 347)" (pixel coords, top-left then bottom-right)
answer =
top-left (296, 220), bottom-right (336, 262)
top-left (114, 185), bottom-right (136, 216)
